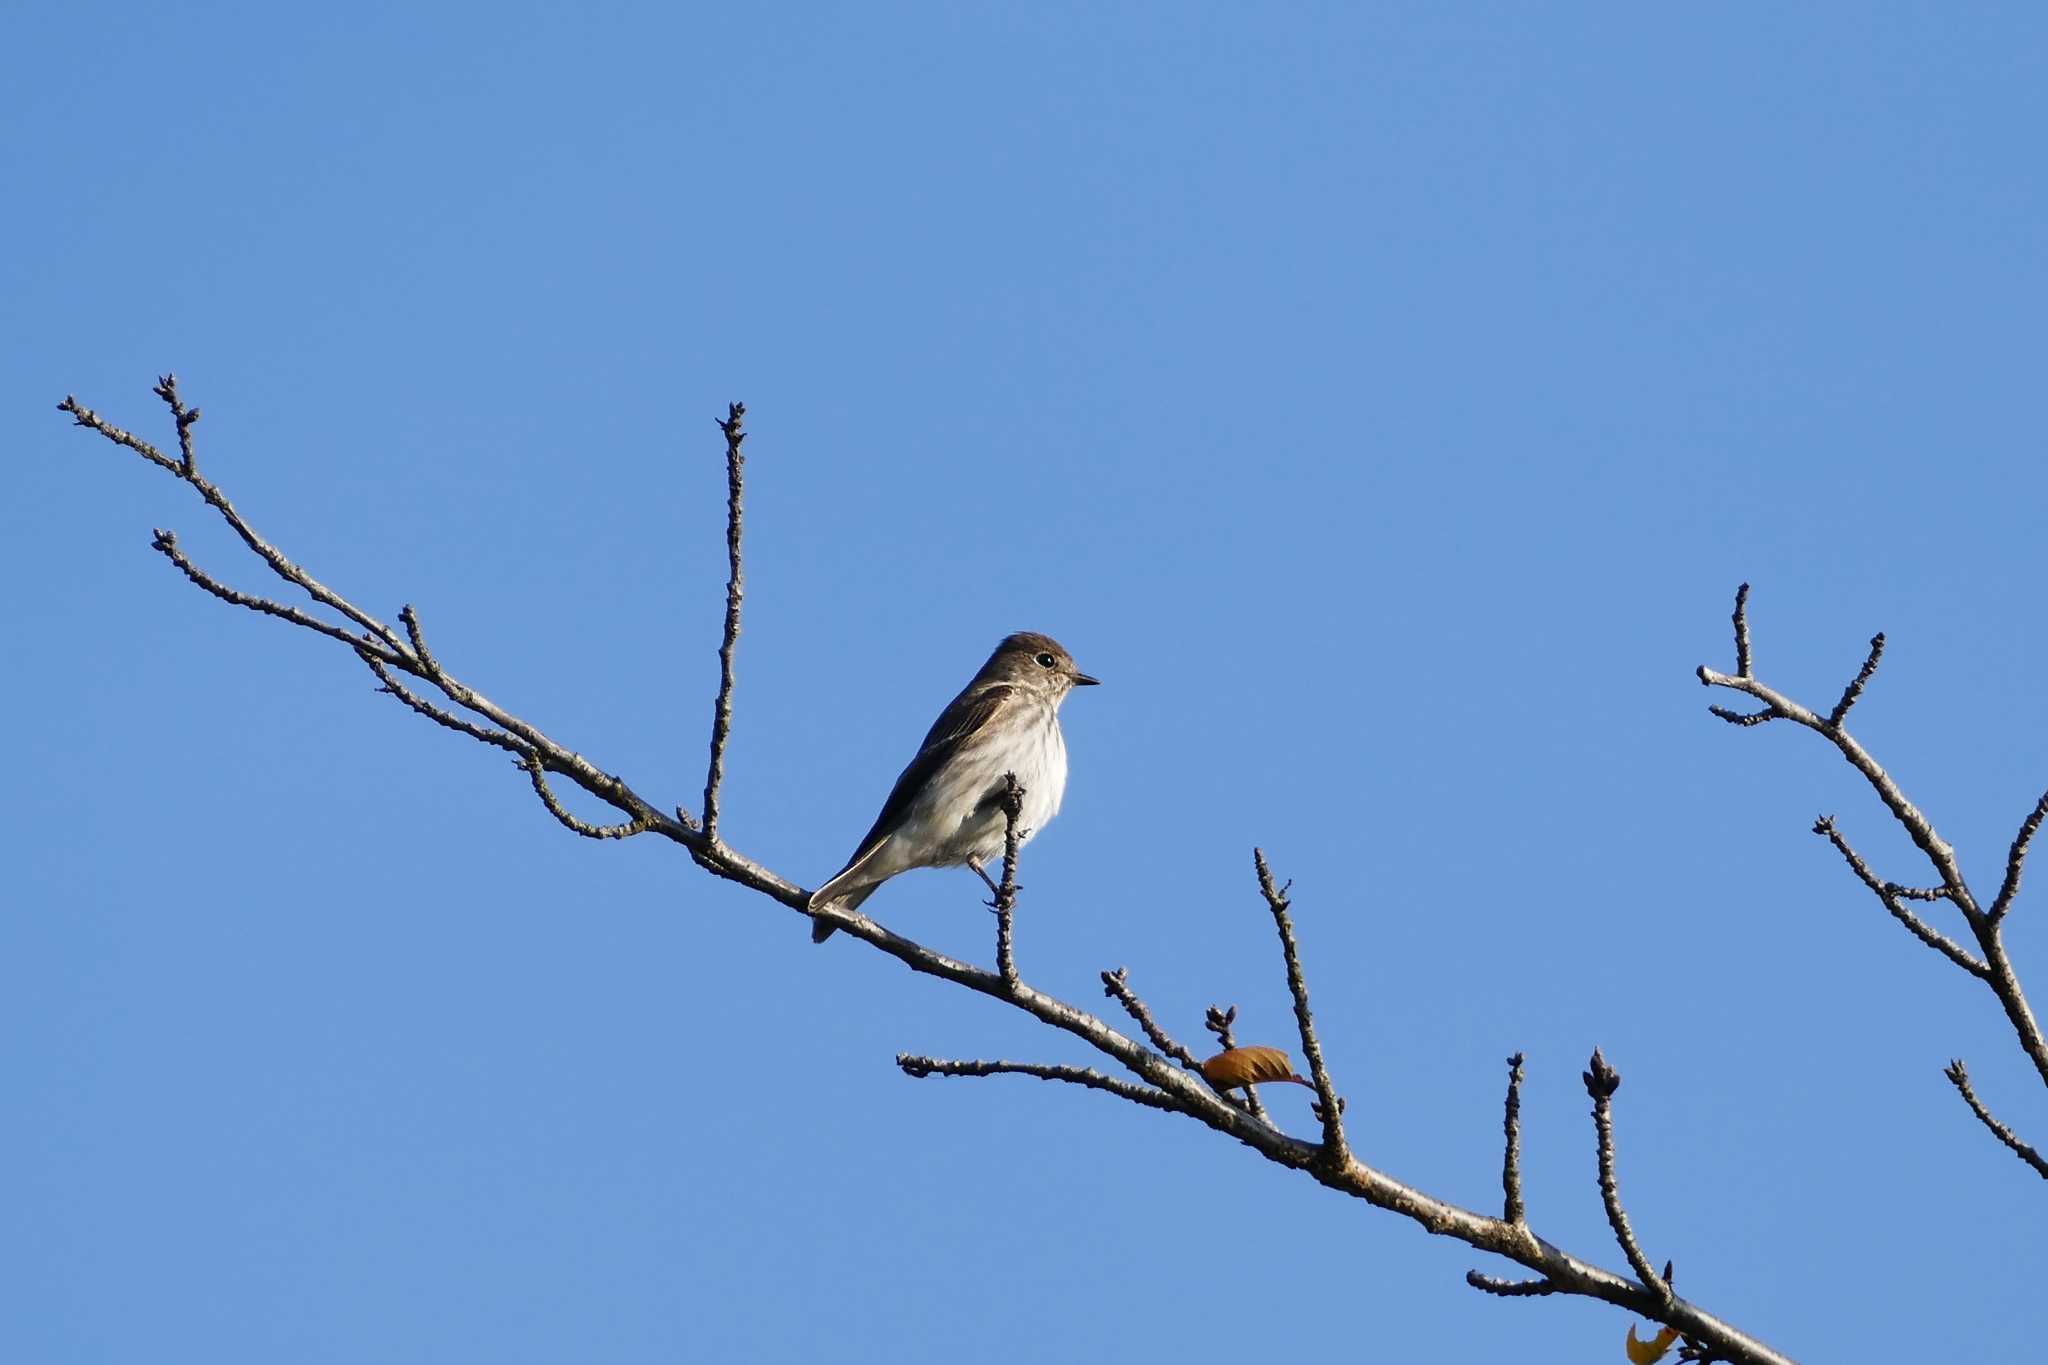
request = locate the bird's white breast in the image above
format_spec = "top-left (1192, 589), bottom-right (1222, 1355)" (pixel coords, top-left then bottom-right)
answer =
top-left (911, 700), bottom-right (1070, 868)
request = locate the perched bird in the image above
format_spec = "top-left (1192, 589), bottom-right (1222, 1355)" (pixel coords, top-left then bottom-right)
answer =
top-left (808, 631), bottom-right (1099, 942)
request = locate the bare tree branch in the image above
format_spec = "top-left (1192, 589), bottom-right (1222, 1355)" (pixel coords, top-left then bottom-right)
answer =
top-left (1989, 788), bottom-right (2048, 926)
top-left (1698, 589), bottom-right (1973, 908)
top-left (1101, 968), bottom-right (1201, 1069)
top-left (1700, 585), bottom-right (2048, 1111)
top-left (1812, 817), bottom-right (1987, 978)
top-left (154, 373), bottom-right (199, 474)
top-left (1827, 633), bottom-right (1885, 729)
top-left (896, 1054), bottom-right (1183, 1113)
top-left (1585, 1049), bottom-right (1670, 1304)
top-left (701, 402), bottom-right (746, 842)
top-left (63, 384), bottom-right (409, 655)
top-left (1943, 1060), bottom-right (2048, 1181)
top-left (1731, 581), bottom-right (1753, 678)
top-left (522, 753), bottom-right (650, 840)
top-left (359, 651), bottom-right (525, 752)
top-left (1202, 1004), bottom-right (1267, 1122)
top-left (1709, 705), bottom-right (1778, 727)
top-left (1501, 1051), bottom-right (1528, 1225)
top-left (153, 528), bottom-right (406, 662)
top-left (398, 603), bottom-right (443, 677)
top-left (57, 383), bottom-right (1802, 1365)
top-left (1254, 849), bottom-right (1347, 1160)
top-left (1466, 1270), bottom-right (1560, 1297)
top-left (993, 772), bottom-right (1025, 990)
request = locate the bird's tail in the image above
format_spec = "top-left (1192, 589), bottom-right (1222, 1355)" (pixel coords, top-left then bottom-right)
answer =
top-left (808, 879), bottom-right (877, 943)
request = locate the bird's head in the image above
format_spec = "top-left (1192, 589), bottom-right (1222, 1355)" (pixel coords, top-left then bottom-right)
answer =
top-left (983, 631), bottom-right (1100, 701)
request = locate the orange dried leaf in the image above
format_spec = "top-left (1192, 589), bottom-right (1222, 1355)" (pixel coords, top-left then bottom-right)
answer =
top-left (1200, 1045), bottom-right (1313, 1091)
top-left (1625, 1323), bottom-right (1679, 1364)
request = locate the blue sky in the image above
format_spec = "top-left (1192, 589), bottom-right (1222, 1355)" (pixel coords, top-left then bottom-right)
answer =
top-left (8, 4), bottom-right (2046, 1361)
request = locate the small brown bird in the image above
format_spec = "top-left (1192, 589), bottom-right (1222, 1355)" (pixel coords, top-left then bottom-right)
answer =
top-left (808, 632), bottom-right (1099, 942)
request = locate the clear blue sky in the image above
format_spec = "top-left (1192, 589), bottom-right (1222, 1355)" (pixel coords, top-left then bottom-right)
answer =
top-left (8, 5), bottom-right (2045, 1361)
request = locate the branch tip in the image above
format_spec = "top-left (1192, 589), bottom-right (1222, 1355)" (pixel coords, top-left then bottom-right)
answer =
top-left (1100, 967), bottom-right (1201, 1070)
top-left (1943, 1059), bottom-right (2048, 1180)
top-left (1200, 1002), bottom-right (1266, 1121)
top-left (398, 603), bottom-right (441, 676)
top-left (1990, 787), bottom-right (2048, 924)
top-left (1583, 1047), bottom-right (1621, 1100)
top-left (1732, 582), bottom-right (1752, 678)
top-left (1501, 1051), bottom-right (1527, 1224)
top-left (700, 400), bottom-right (748, 841)
top-left (1827, 632), bottom-right (1886, 729)
top-left (1255, 848), bottom-right (1346, 1156)
top-left (1584, 1047), bottom-right (1668, 1302)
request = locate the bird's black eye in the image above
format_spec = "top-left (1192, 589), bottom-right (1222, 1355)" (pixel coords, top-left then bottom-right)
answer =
top-left (1035, 652), bottom-right (1057, 669)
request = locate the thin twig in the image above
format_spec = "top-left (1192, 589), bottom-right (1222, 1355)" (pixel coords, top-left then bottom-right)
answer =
top-left (1943, 1060), bottom-right (2048, 1181)
top-left (701, 402), bottom-right (746, 842)
top-left (1708, 705), bottom-right (1778, 727)
top-left (1101, 968), bottom-right (1203, 1069)
top-left (1827, 633), bottom-right (1885, 728)
top-left (67, 388), bottom-right (817, 905)
top-left (153, 373), bottom-right (200, 474)
top-left (522, 753), bottom-right (650, 839)
top-left (150, 529), bottom-right (407, 662)
top-left (59, 396), bottom-right (181, 473)
top-left (64, 390), bottom-right (409, 655)
top-left (1502, 1052), bottom-right (1528, 1225)
top-left (1254, 849), bottom-right (1346, 1158)
top-left (399, 603), bottom-right (443, 678)
top-left (1204, 1005), bottom-right (1267, 1122)
top-left (1585, 1049), bottom-right (1669, 1303)
top-left (896, 1054), bottom-right (1183, 1114)
top-left (994, 772), bottom-right (1024, 990)
top-left (360, 651), bottom-right (525, 752)
top-left (1989, 787), bottom-right (2048, 925)
top-left (1732, 582), bottom-right (1752, 678)
top-left (1466, 1271), bottom-right (1559, 1297)
top-left (1701, 589), bottom-right (2048, 1102)
top-left (1812, 818), bottom-right (1988, 978)
top-left (1699, 643), bottom-right (1975, 912)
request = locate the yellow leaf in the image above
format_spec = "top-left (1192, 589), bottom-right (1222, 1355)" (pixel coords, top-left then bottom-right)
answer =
top-left (1200, 1045), bottom-right (1313, 1091)
top-left (1625, 1323), bottom-right (1679, 1364)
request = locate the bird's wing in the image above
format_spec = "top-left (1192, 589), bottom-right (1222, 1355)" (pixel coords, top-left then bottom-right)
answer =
top-left (826, 683), bottom-right (1016, 885)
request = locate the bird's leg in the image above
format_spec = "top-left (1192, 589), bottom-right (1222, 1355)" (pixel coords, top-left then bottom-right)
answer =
top-left (968, 856), bottom-right (1001, 897)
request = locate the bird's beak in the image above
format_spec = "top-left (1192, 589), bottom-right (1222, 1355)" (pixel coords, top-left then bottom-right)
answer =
top-left (1073, 671), bottom-right (1101, 686)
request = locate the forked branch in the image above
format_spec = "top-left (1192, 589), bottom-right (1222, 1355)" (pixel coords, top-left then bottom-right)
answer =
top-left (1700, 583), bottom-right (2048, 1164)
top-left (57, 381), bottom-right (1797, 1365)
